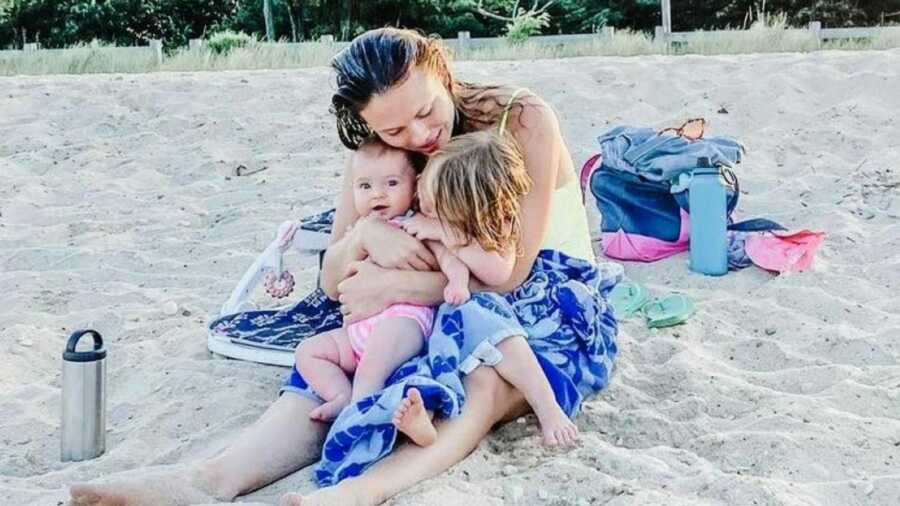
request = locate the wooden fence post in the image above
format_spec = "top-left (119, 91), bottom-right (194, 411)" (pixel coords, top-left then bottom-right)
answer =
top-left (457, 31), bottom-right (470, 53)
top-left (149, 39), bottom-right (163, 65)
top-left (808, 21), bottom-right (822, 46)
top-left (655, 26), bottom-right (669, 52)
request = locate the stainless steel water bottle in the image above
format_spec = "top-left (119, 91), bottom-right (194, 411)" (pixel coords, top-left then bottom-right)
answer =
top-left (61, 329), bottom-right (107, 462)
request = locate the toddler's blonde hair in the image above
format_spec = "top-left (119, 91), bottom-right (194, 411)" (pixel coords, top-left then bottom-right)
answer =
top-left (420, 130), bottom-right (532, 252)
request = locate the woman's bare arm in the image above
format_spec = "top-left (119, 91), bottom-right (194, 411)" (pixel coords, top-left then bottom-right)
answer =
top-left (320, 159), bottom-right (365, 299)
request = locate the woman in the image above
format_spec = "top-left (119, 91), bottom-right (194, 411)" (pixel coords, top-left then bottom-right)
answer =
top-left (69, 28), bottom-right (617, 506)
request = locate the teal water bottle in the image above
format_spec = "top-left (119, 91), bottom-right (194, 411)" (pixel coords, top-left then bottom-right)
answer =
top-left (689, 157), bottom-right (728, 276)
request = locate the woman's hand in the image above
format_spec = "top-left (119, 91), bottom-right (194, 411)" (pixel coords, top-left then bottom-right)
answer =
top-left (355, 216), bottom-right (438, 271)
top-left (336, 260), bottom-right (396, 323)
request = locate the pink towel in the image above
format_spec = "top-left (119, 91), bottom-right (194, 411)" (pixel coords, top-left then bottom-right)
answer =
top-left (745, 230), bottom-right (825, 273)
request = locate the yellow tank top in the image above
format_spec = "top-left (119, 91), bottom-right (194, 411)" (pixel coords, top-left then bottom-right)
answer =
top-left (500, 90), bottom-right (595, 262)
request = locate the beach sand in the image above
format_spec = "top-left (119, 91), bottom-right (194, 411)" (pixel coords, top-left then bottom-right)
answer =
top-left (1, 48), bottom-right (898, 505)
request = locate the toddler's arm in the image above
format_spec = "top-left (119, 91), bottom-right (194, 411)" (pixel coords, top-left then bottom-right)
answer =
top-left (428, 241), bottom-right (470, 305)
top-left (452, 243), bottom-right (516, 288)
top-left (404, 214), bottom-right (516, 288)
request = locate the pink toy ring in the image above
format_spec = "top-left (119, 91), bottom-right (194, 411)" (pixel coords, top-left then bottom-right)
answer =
top-left (264, 271), bottom-right (295, 298)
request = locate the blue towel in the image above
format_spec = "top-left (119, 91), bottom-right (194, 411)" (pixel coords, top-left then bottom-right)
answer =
top-left (278, 250), bottom-right (622, 486)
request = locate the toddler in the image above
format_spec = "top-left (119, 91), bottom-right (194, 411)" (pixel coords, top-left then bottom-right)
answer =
top-left (394, 130), bottom-right (580, 447)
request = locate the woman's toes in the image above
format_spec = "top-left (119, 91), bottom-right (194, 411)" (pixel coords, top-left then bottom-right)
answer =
top-left (280, 492), bottom-right (304, 506)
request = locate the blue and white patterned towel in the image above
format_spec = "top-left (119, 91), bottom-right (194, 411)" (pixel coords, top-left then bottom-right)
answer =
top-left (212, 250), bottom-right (621, 486)
top-left (296, 250), bottom-right (621, 486)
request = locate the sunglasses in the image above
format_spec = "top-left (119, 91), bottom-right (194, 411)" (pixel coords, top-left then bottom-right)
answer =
top-left (659, 117), bottom-right (706, 141)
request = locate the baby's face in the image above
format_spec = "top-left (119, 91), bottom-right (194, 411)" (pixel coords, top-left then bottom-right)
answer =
top-left (352, 150), bottom-right (416, 220)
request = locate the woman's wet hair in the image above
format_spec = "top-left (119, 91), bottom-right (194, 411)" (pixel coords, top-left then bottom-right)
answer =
top-left (331, 28), bottom-right (453, 150)
top-left (331, 28), bottom-right (538, 151)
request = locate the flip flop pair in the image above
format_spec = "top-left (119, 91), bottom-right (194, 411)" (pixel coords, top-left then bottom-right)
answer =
top-left (609, 282), bottom-right (695, 328)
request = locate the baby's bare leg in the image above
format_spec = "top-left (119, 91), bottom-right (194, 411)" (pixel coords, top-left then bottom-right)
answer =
top-left (295, 328), bottom-right (357, 421)
top-left (494, 336), bottom-right (579, 446)
top-left (351, 317), bottom-right (423, 400)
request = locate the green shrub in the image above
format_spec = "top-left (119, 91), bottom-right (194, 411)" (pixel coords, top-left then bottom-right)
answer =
top-left (504, 11), bottom-right (550, 44)
top-left (207, 30), bottom-right (256, 55)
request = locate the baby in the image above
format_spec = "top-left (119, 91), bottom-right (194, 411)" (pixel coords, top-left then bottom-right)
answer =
top-left (294, 139), bottom-right (434, 421)
top-left (394, 130), bottom-right (580, 447)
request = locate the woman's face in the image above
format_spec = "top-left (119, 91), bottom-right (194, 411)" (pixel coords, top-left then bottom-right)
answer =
top-left (359, 66), bottom-right (455, 155)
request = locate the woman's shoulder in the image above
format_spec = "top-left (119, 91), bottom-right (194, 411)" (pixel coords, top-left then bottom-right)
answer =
top-left (456, 82), bottom-right (558, 138)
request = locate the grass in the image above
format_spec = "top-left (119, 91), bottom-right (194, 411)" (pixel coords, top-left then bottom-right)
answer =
top-left (2, 20), bottom-right (899, 76)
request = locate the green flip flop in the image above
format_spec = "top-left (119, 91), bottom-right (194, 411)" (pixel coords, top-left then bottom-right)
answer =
top-left (608, 282), bottom-right (651, 317)
top-left (641, 293), bottom-right (696, 328)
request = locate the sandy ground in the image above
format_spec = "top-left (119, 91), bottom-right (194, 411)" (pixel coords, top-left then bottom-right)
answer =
top-left (1, 48), bottom-right (899, 506)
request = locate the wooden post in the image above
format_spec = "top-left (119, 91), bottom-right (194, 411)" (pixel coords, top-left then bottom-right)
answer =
top-left (457, 31), bottom-right (470, 53)
top-left (661, 0), bottom-right (672, 34)
top-left (24, 43), bottom-right (39, 52)
top-left (189, 38), bottom-right (203, 50)
top-left (601, 26), bottom-right (615, 39)
top-left (149, 39), bottom-right (163, 65)
top-left (808, 21), bottom-right (822, 46)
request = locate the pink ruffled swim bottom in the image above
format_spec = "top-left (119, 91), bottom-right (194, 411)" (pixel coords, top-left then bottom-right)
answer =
top-left (346, 303), bottom-right (434, 363)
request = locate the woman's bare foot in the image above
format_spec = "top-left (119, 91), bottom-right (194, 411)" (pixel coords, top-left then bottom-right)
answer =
top-left (392, 388), bottom-right (437, 447)
top-left (68, 465), bottom-right (226, 506)
top-left (536, 406), bottom-right (580, 447)
top-left (309, 393), bottom-right (349, 421)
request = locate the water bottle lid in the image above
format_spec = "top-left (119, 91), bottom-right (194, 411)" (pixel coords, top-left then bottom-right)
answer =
top-left (62, 329), bottom-right (106, 362)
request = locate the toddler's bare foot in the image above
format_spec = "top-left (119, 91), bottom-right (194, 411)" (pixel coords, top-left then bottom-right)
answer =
top-left (309, 393), bottom-right (349, 421)
top-left (392, 388), bottom-right (437, 447)
top-left (68, 465), bottom-right (225, 506)
top-left (537, 407), bottom-right (580, 447)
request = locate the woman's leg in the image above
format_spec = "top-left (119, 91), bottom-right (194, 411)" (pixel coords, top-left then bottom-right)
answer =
top-left (69, 392), bottom-right (329, 506)
top-left (281, 366), bottom-right (529, 506)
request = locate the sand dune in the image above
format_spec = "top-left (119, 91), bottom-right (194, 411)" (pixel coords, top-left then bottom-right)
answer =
top-left (1, 48), bottom-right (898, 505)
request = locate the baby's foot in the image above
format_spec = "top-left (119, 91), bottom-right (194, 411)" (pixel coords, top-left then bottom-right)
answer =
top-left (392, 388), bottom-right (437, 447)
top-left (537, 406), bottom-right (580, 447)
top-left (309, 393), bottom-right (350, 422)
top-left (444, 283), bottom-right (470, 305)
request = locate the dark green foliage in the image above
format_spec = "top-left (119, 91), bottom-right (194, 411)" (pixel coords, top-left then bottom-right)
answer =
top-left (2, 0), bottom-right (899, 49)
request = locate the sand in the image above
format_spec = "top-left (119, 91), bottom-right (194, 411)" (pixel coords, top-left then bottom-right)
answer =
top-left (1, 48), bottom-right (898, 506)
